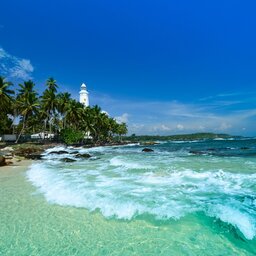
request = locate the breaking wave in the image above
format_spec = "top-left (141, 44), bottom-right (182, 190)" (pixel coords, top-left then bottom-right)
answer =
top-left (27, 143), bottom-right (256, 240)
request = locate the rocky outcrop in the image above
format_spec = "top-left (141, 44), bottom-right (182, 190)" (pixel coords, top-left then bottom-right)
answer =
top-left (14, 146), bottom-right (44, 158)
top-left (70, 151), bottom-right (80, 155)
top-left (75, 153), bottom-right (92, 158)
top-left (0, 156), bottom-right (6, 166)
top-left (48, 150), bottom-right (69, 155)
top-left (26, 154), bottom-right (43, 160)
top-left (142, 148), bottom-right (154, 152)
top-left (61, 158), bottom-right (76, 162)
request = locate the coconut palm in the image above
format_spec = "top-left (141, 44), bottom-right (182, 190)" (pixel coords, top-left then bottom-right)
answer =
top-left (0, 76), bottom-right (14, 113)
top-left (46, 77), bottom-right (58, 93)
top-left (56, 92), bottom-right (71, 129)
top-left (15, 80), bottom-right (39, 143)
top-left (40, 77), bottom-right (59, 137)
top-left (65, 99), bottom-right (84, 128)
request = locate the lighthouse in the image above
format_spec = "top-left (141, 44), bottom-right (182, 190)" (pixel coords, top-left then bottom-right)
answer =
top-left (79, 83), bottom-right (89, 107)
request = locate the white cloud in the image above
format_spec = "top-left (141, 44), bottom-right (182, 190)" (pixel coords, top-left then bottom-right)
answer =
top-left (0, 47), bottom-right (34, 80)
top-left (115, 113), bottom-right (129, 124)
top-left (90, 90), bottom-right (256, 136)
top-left (176, 124), bottom-right (184, 130)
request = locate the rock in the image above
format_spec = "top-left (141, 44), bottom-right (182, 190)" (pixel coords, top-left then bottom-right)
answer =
top-left (189, 150), bottom-right (206, 155)
top-left (1, 146), bottom-right (14, 152)
top-left (75, 153), bottom-right (92, 158)
top-left (142, 148), bottom-right (154, 152)
top-left (61, 158), bottom-right (76, 162)
top-left (14, 146), bottom-right (44, 157)
top-left (25, 154), bottom-right (43, 160)
top-left (49, 150), bottom-right (69, 155)
top-left (4, 155), bottom-right (13, 160)
top-left (70, 151), bottom-right (80, 155)
top-left (240, 147), bottom-right (250, 150)
top-left (0, 156), bottom-right (6, 166)
top-left (5, 161), bottom-right (13, 166)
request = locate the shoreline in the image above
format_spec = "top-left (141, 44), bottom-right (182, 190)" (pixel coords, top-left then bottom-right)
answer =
top-left (0, 141), bottom-right (133, 168)
top-left (0, 159), bottom-right (32, 172)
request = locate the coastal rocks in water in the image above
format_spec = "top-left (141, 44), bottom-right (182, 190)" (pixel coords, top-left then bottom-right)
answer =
top-left (14, 146), bottom-right (44, 158)
top-left (0, 156), bottom-right (6, 166)
top-left (61, 158), bottom-right (76, 162)
top-left (49, 150), bottom-right (69, 155)
top-left (75, 153), bottom-right (92, 158)
top-left (189, 150), bottom-right (207, 155)
top-left (25, 154), bottom-right (43, 160)
top-left (69, 151), bottom-right (80, 155)
top-left (142, 148), bottom-right (154, 152)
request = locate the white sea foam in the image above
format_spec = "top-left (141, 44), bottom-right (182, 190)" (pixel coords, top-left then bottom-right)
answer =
top-left (27, 146), bottom-right (256, 240)
top-left (209, 205), bottom-right (256, 240)
top-left (109, 156), bottom-right (153, 169)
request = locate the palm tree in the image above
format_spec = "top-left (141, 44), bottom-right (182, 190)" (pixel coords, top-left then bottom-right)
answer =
top-left (117, 122), bottom-right (128, 142)
top-left (0, 76), bottom-right (14, 113)
top-left (15, 80), bottom-right (39, 143)
top-left (56, 92), bottom-right (71, 129)
top-left (41, 78), bottom-right (59, 136)
top-left (46, 77), bottom-right (58, 92)
top-left (65, 100), bottom-right (84, 128)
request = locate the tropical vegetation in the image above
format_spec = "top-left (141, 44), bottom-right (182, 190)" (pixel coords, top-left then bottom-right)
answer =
top-left (0, 76), bottom-right (128, 144)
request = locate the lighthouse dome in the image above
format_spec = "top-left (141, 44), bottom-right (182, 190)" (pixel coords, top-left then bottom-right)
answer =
top-left (81, 83), bottom-right (87, 89)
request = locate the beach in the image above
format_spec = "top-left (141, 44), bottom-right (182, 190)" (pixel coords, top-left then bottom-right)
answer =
top-left (1, 140), bottom-right (256, 255)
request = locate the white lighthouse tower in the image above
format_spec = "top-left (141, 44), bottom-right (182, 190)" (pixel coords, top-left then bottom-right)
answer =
top-left (79, 83), bottom-right (89, 107)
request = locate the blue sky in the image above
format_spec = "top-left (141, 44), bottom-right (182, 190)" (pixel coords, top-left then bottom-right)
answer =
top-left (1, 0), bottom-right (256, 136)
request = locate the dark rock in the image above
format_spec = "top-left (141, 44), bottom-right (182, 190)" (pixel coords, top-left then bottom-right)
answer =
top-left (142, 148), bottom-right (154, 152)
top-left (70, 151), bottom-right (79, 155)
top-left (49, 150), bottom-right (69, 155)
top-left (75, 153), bottom-right (92, 158)
top-left (61, 158), bottom-right (76, 162)
top-left (240, 147), bottom-right (250, 150)
top-left (25, 154), bottom-right (43, 160)
top-left (189, 150), bottom-right (206, 155)
top-left (0, 156), bottom-right (6, 166)
top-left (15, 147), bottom-right (43, 157)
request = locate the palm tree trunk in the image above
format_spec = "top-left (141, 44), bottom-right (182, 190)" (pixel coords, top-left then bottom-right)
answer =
top-left (15, 116), bottom-right (26, 143)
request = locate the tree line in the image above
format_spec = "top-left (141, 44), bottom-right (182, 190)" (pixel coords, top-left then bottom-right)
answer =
top-left (0, 76), bottom-right (128, 144)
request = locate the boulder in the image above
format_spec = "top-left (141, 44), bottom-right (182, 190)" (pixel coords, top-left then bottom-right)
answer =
top-left (75, 153), bottom-right (92, 158)
top-left (1, 147), bottom-right (14, 152)
top-left (25, 154), bottom-right (43, 160)
top-left (61, 158), bottom-right (76, 162)
top-left (14, 147), bottom-right (44, 157)
top-left (49, 150), bottom-right (69, 155)
top-left (70, 151), bottom-right (80, 155)
top-left (0, 156), bottom-right (6, 166)
top-left (189, 150), bottom-right (206, 155)
top-left (142, 148), bottom-right (154, 152)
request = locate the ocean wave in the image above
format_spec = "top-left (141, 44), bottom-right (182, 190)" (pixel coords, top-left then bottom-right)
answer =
top-left (27, 146), bottom-right (256, 240)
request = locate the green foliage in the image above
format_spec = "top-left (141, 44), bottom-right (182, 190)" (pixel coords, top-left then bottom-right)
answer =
top-left (60, 128), bottom-right (85, 145)
top-left (0, 113), bottom-right (13, 134)
top-left (0, 76), bottom-right (128, 144)
top-left (124, 133), bottom-right (238, 142)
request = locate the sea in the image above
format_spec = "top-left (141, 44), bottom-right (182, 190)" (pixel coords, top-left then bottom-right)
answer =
top-left (1, 138), bottom-right (256, 255)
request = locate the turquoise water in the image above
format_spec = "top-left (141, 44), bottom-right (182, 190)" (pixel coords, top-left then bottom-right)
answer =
top-left (1, 139), bottom-right (256, 255)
